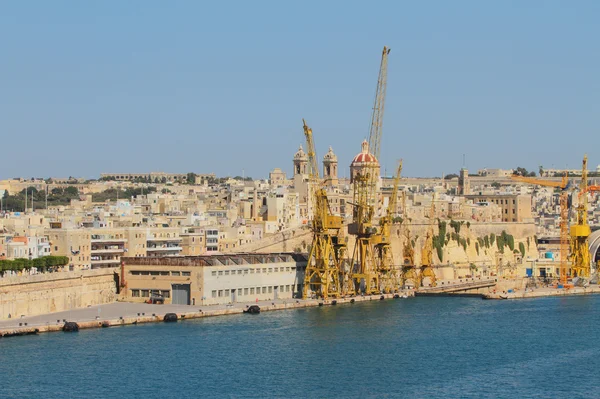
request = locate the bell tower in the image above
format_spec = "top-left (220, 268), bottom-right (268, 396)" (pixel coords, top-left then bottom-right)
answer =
top-left (293, 145), bottom-right (308, 177)
top-left (323, 146), bottom-right (338, 186)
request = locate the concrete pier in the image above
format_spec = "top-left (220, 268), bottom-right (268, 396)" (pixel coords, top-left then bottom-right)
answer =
top-left (483, 284), bottom-right (600, 300)
top-left (0, 292), bottom-right (414, 337)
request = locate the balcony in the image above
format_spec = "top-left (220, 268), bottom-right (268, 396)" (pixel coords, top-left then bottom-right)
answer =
top-left (147, 246), bottom-right (183, 252)
top-left (91, 236), bottom-right (127, 244)
top-left (147, 237), bottom-right (182, 242)
top-left (91, 247), bottom-right (125, 254)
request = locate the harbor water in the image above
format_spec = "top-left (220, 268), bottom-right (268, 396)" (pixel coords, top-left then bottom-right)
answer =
top-left (1, 296), bottom-right (599, 398)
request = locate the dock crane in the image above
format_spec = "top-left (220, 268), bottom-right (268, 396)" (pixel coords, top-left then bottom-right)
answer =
top-left (374, 160), bottom-right (403, 293)
top-left (570, 155), bottom-right (591, 278)
top-left (301, 119), bottom-right (344, 299)
top-left (400, 191), bottom-right (419, 288)
top-left (511, 173), bottom-right (570, 284)
top-left (419, 199), bottom-right (438, 287)
top-left (347, 46), bottom-right (390, 295)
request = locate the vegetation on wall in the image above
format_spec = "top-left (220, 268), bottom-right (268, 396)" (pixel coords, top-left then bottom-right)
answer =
top-left (0, 256), bottom-right (69, 273)
top-left (519, 242), bottom-right (526, 257)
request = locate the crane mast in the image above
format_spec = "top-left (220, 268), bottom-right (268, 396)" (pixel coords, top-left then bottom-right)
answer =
top-left (368, 46), bottom-right (390, 162)
top-left (301, 119), bottom-right (344, 299)
top-left (419, 199), bottom-right (437, 287)
top-left (375, 161), bottom-right (403, 293)
top-left (347, 46), bottom-right (391, 295)
top-left (570, 155), bottom-right (591, 278)
top-left (511, 173), bottom-right (570, 285)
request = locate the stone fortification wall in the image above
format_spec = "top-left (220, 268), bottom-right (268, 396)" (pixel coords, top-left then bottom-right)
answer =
top-left (0, 269), bottom-right (118, 320)
top-left (225, 226), bottom-right (313, 254)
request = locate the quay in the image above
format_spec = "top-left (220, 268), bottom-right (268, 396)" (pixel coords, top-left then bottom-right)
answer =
top-left (483, 284), bottom-right (600, 300)
top-left (0, 292), bottom-right (414, 338)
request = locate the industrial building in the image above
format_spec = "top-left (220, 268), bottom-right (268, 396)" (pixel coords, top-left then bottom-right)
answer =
top-left (121, 253), bottom-right (307, 306)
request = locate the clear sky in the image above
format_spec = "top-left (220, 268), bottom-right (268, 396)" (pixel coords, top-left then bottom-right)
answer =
top-left (1, 1), bottom-right (598, 180)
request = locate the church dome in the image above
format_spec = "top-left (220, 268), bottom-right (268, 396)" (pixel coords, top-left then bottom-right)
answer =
top-left (351, 140), bottom-right (378, 166)
top-left (294, 145), bottom-right (308, 161)
top-left (323, 146), bottom-right (337, 163)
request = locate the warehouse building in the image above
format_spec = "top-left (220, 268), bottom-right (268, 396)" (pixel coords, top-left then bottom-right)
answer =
top-left (121, 253), bottom-right (307, 306)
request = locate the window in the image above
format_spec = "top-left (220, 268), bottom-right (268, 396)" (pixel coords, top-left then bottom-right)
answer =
top-left (238, 288), bottom-right (242, 296)
top-left (211, 271), bottom-right (217, 276)
top-left (160, 271), bottom-right (169, 276)
top-left (212, 290), bottom-right (217, 298)
top-left (131, 289), bottom-right (140, 297)
top-left (225, 289), bottom-right (230, 296)
top-left (274, 267), bottom-right (279, 272)
top-left (225, 270), bottom-right (230, 276)
top-left (161, 290), bottom-right (170, 298)
top-left (262, 287), bottom-right (266, 294)
top-left (218, 290), bottom-right (223, 297)
top-left (280, 285), bottom-right (284, 292)
top-left (141, 290), bottom-right (150, 298)
top-left (150, 271), bottom-right (159, 276)
top-left (182, 272), bottom-right (191, 277)
top-left (237, 270), bottom-right (242, 275)
top-left (243, 269), bottom-right (248, 275)
top-left (131, 271), bottom-right (141, 275)
top-left (268, 286), bottom-right (273, 294)
top-left (250, 288), bottom-right (255, 295)
top-left (267, 268), bottom-right (271, 273)
top-left (172, 271), bottom-right (180, 276)
top-left (218, 271), bottom-right (223, 276)
top-left (244, 288), bottom-right (249, 295)
top-left (286, 285), bottom-right (290, 292)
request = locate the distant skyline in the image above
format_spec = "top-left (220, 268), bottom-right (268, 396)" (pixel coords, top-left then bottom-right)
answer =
top-left (1, 1), bottom-right (599, 180)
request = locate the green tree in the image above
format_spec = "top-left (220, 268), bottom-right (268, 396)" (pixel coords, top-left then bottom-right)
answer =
top-left (64, 186), bottom-right (79, 196)
top-left (186, 172), bottom-right (197, 185)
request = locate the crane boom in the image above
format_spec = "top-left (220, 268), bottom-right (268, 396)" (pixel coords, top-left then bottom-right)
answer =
top-left (510, 174), bottom-right (568, 189)
top-left (302, 119), bottom-right (343, 300)
top-left (511, 172), bottom-right (570, 284)
top-left (368, 46), bottom-right (390, 162)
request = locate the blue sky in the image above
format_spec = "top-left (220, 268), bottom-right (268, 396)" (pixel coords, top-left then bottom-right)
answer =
top-left (1, 1), bottom-right (598, 179)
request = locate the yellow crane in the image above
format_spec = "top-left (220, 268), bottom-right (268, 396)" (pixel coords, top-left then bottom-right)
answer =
top-left (374, 160), bottom-right (402, 293)
top-left (419, 199), bottom-right (438, 287)
top-left (511, 173), bottom-right (569, 284)
top-left (347, 46), bottom-right (390, 295)
top-left (399, 190), bottom-right (419, 288)
top-left (571, 155), bottom-right (591, 278)
top-left (301, 119), bottom-right (344, 299)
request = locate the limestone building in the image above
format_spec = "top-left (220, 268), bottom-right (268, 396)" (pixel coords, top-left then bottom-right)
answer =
top-left (121, 253), bottom-right (307, 306)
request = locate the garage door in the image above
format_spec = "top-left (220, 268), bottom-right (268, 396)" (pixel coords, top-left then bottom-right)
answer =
top-left (171, 284), bottom-right (190, 305)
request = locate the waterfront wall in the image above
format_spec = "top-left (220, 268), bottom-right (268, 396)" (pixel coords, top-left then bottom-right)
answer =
top-left (0, 269), bottom-right (118, 320)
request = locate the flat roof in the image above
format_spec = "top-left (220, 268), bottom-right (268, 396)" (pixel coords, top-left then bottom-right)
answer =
top-left (122, 252), bottom-right (308, 267)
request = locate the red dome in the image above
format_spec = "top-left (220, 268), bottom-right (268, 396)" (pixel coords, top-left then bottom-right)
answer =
top-left (351, 140), bottom-right (378, 165)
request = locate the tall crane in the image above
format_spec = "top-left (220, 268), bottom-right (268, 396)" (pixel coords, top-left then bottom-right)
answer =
top-left (347, 46), bottom-right (390, 295)
top-left (419, 199), bottom-right (438, 287)
top-left (511, 173), bottom-right (570, 284)
top-left (368, 46), bottom-right (390, 163)
top-left (301, 119), bottom-right (344, 299)
top-left (374, 160), bottom-right (402, 293)
top-left (571, 155), bottom-right (591, 278)
top-left (400, 190), bottom-right (419, 288)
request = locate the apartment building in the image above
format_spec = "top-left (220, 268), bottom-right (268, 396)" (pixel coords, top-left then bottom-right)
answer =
top-left (464, 194), bottom-right (533, 222)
